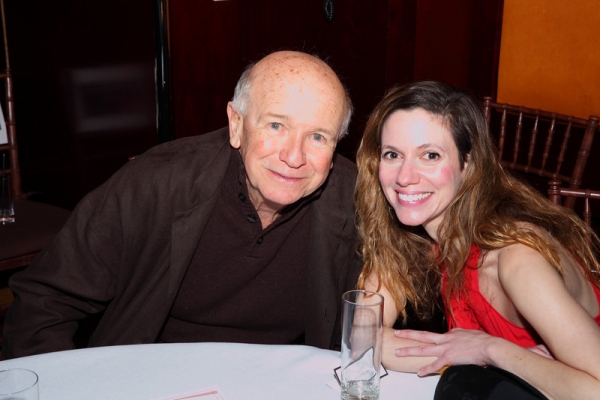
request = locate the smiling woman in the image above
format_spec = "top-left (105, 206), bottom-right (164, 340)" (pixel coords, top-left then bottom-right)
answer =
top-left (354, 80), bottom-right (600, 400)
top-left (378, 109), bottom-right (467, 241)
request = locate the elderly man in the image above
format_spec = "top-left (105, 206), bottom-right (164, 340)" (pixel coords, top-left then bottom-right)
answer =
top-left (3, 51), bottom-right (362, 358)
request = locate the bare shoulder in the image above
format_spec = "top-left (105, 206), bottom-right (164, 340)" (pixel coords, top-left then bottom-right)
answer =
top-left (496, 222), bottom-right (559, 276)
top-left (495, 222), bottom-right (598, 317)
top-left (496, 242), bottom-right (555, 279)
top-left (496, 222), bottom-right (584, 283)
top-left (494, 224), bottom-right (565, 303)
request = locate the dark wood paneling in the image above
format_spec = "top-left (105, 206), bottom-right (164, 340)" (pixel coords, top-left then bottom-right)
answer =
top-left (155, 0), bottom-right (175, 143)
top-left (309, 0), bottom-right (390, 158)
top-left (169, 0), bottom-right (241, 140)
top-left (169, 0), bottom-right (392, 159)
top-left (168, 0), bottom-right (503, 160)
top-left (414, 1), bottom-right (476, 86)
top-left (468, 0), bottom-right (504, 100)
top-left (385, 0), bottom-right (418, 88)
top-left (4, 0), bottom-right (158, 209)
top-left (1, 0), bottom-right (503, 211)
top-left (413, 0), bottom-right (503, 100)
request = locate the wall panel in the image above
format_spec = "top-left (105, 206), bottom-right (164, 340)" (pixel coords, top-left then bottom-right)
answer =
top-left (498, 0), bottom-right (600, 119)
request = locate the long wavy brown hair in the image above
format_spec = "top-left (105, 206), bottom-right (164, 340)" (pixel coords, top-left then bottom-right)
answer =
top-left (355, 81), bottom-right (600, 325)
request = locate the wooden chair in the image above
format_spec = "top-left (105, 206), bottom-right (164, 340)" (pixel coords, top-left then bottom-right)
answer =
top-left (548, 180), bottom-right (600, 228)
top-left (482, 96), bottom-right (599, 208)
top-left (0, 0), bottom-right (71, 270)
top-left (0, 0), bottom-right (71, 348)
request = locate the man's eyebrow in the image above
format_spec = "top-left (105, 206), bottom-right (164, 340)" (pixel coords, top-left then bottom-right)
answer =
top-left (262, 112), bottom-right (290, 121)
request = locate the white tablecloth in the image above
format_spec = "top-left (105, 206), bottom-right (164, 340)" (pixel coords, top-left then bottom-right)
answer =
top-left (0, 343), bottom-right (439, 399)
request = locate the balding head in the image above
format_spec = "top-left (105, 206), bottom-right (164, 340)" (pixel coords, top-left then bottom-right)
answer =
top-left (231, 51), bottom-right (353, 140)
top-left (226, 51), bottom-right (353, 224)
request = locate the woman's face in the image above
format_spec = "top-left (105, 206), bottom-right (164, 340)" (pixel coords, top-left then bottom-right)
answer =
top-left (378, 108), bottom-right (467, 241)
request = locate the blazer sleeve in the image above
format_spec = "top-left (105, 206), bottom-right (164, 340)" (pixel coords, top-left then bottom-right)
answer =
top-left (3, 184), bottom-right (123, 358)
top-left (2, 151), bottom-right (173, 358)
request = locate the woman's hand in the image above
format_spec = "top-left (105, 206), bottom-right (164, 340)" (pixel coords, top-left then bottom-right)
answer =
top-left (394, 328), bottom-right (504, 376)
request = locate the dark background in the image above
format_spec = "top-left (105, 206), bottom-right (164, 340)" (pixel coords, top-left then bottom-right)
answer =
top-left (4, 0), bottom-right (504, 210)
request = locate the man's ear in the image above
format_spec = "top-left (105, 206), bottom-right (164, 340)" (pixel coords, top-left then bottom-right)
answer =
top-left (227, 102), bottom-right (242, 149)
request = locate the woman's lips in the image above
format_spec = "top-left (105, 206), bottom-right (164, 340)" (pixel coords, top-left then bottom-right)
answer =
top-left (397, 192), bottom-right (432, 202)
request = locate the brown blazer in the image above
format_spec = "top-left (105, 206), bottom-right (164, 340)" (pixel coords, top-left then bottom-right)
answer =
top-left (3, 128), bottom-right (362, 359)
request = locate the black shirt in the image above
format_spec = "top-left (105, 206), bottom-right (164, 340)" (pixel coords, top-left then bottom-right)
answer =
top-left (159, 150), bottom-right (316, 344)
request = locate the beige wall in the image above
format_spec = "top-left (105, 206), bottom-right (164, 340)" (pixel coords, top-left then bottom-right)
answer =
top-left (497, 0), bottom-right (600, 119)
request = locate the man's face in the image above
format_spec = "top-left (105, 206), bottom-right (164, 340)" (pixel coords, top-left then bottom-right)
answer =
top-left (228, 61), bottom-right (345, 215)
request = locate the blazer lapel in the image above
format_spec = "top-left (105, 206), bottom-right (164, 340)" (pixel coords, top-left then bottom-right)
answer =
top-left (305, 175), bottom-right (355, 348)
top-left (169, 136), bottom-right (231, 296)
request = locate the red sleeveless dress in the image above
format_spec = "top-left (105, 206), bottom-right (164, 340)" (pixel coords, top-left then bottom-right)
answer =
top-left (442, 244), bottom-right (600, 347)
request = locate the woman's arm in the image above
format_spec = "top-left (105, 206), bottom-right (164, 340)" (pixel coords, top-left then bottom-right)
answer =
top-left (493, 243), bottom-right (600, 399)
top-left (364, 275), bottom-right (438, 372)
top-left (396, 243), bottom-right (600, 399)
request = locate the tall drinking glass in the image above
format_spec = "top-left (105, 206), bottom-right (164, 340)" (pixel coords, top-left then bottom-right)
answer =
top-left (0, 173), bottom-right (14, 225)
top-left (340, 290), bottom-right (384, 400)
top-left (0, 369), bottom-right (39, 400)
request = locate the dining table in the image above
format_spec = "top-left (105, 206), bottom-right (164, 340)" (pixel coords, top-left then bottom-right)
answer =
top-left (0, 342), bottom-right (439, 399)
